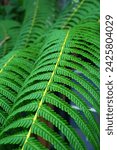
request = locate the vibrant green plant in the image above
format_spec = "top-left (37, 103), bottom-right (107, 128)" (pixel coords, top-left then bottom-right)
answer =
top-left (0, 0), bottom-right (100, 149)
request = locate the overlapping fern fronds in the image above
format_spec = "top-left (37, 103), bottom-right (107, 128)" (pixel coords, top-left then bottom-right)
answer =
top-left (0, 0), bottom-right (57, 129)
top-left (0, 0), bottom-right (100, 150)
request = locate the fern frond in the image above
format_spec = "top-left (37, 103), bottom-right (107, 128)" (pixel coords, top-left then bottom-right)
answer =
top-left (53, 0), bottom-right (100, 29)
top-left (0, 0), bottom-right (56, 66)
top-left (0, 21), bottom-right (100, 149)
top-left (0, 0), bottom-right (57, 128)
top-left (0, 0), bottom-right (100, 149)
top-left (14, 0), bottom-right (56, 50)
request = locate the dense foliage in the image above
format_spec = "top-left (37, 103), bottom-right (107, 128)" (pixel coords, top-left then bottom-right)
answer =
top-left (0, 0), bottom-right (100, 149)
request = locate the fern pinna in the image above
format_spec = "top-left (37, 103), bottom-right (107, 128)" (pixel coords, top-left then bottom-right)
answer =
top-left (0, 0), bottom-right (100, 150)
